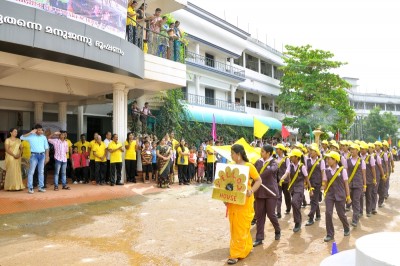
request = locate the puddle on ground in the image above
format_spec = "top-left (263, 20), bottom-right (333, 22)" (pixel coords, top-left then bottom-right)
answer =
top-left (0, 196), bottom-right (178, 265)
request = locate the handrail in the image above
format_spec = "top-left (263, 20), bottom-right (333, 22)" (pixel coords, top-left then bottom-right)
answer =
top-left (126, 16), bottom-right (186, 63)
top-left (182, 92), bottom-right (245, 112)
top-left (185, 51), bottom-right (245, 78)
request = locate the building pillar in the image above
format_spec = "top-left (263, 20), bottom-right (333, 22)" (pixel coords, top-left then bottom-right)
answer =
top-left (259, 94), bottom-right (262, 110)
top-left (195, 74), bottom-right (200, 104)
top-left (230, 58), bottom-right (234, 74)
top-left (271, 64), bottom-right (275, 78)
top-left (77, 106), bottom-right (84, 137)
top-left (243, 52), bottom-right (246, 68)
top-left (34, 102), bottom-right (43, 124)
top-left (272, 98), bottom-right (275, 113)
top-left (243, 90), bottom-right (247, 112)
top-left (113, 83), bottom-right (128, 182)
top-left (195, 42), bottom-right (200, 54)
top-left (258, 58), bottom-right (261, 73)
top-left (58, 101), bottom-right (67, 130)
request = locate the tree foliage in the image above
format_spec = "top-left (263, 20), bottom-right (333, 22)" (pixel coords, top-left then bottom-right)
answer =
top-left (277, 45), bottom-right (355, 136)
top-left (362, 107), bottom-right (399, 142)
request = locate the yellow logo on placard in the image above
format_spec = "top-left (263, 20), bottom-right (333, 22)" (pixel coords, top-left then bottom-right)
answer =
top-left (212, 165), bottom-right (247, 205)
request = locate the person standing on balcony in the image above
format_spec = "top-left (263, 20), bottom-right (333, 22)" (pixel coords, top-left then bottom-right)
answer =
top-left (148, 8), bottom-right (162, 53)
top-left (140, 102), bottom-right (154, 134)
top-left (126, 0), bottom-right (138, 44)
top-left (135, 3), bottom-right (147, 48)
top-left (130, 101), bottom-right (141, 134)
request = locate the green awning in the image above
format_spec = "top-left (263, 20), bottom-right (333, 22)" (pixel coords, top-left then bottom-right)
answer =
top-left (185, 105), bottom-right (282, 130)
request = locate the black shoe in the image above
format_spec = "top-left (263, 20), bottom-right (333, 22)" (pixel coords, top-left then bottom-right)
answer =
top-left (253, 239), bottom-right (263, 247)
top-left (179, 182), bottom-right (182, 185)
top-left (293, 223), bottom-right (301, 232)
top-left (277, 213), bottom-right (282, 219)
top-left (324, 236), bottom-right (334, 242)
top-left (116, 182), bottom-right (124, 185)
top-left (110, 183), bottom-right (115, 186)
top-left (345, 207), bottom-right (350, 212)
top-left (315, 216), bottom-right (321, 221)
top-left (351, 221), bottom-right (357, 227)
top-left (344, 229), bottom-right (350, 236)
top-left (251, 219), bottom-right (257, 226)
top-left (378, 204), bottom-right (384, 208)
top-left (285, 210), bottom-right (290, 214)
top-left (372, 210), bottom-right (377, 215)
top-left (275, 232), bottom-right (281, 240)
top-left (305, 219), bottom-right (314, 226)
top-left (366, 213), bottom-right (371, 217)
top-left (319, 193), bottom-right (323, 203)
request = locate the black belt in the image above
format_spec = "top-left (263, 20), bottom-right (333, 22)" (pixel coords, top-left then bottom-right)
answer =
top-left (31, 152), bottom-right (45, 154)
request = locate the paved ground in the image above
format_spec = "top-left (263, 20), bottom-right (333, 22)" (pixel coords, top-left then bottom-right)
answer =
top-left (0, 164), bottom-right (399, 266)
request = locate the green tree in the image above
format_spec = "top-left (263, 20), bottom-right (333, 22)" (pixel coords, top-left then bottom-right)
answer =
top-left (362, 107), bottom-right (399, 142)
top-left (277, 45), bottom-right (355, 137)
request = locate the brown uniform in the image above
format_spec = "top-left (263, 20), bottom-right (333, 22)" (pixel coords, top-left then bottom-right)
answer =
top-left (347, 157), bottom-right (364, 224)
top-left (276, 157), bottom-right (291, 214)
top-left (306, 157), bottom-right (324, 221)
top-left (287, 163), bottom-right (308, 224)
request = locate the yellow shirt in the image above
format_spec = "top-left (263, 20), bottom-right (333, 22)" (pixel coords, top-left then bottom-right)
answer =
top-left (126, 6), bottom-right (137, 26)
top-left (66, 139), bottom-right (72, 159)
top-left (177, 146), bottom-right (189, 165)
top-left (206, 145), bottom-right (215, 163)
top-left (21, 140), bottom-right (31, 159)
top-left (92, 142), bottom-right (106, 162)
top-left (74, 140), bottom-right (90, 154)
top-left (108, 141), bottom-right (123, 163)
top-left (171, 138), bottom-right (179, 151)
top-left (125, 140), bottom-right (137, 160)
top-left (89, 140), bottom-right (97, 160)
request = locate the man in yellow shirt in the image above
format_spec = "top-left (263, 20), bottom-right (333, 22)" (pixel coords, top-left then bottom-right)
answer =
top-left (125, 132), bottom-right (138, 182)
top-left (74, 134), bottom-right (90, 153)
top-left (92, 135), bottom-right (106, 185)
top-left (206, 139), bottom-right (216, 184)
top-left (126, 0), bottom-right (138, 44)
top-left (88, 133), bottom-right (99, 183)
top-left (108, 134), bottom-right (124, 186)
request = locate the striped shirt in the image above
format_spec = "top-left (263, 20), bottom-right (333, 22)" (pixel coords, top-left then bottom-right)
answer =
top-left (48, 138), bottom-right (68, 162)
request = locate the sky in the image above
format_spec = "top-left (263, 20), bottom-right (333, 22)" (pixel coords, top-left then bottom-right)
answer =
top-left (190, 0), bottom-right (400, 94)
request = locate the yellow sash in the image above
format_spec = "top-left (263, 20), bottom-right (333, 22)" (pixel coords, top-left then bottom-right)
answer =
top-left (288, 163), bottom-right (303, 191)
top-left (278, 156), bottom-right (287, 168)
top-left (259, 159), bottom-right (271, 175)
top-left (323, 166), bottom-right (344, 197)
top-left (308, 158), bottom-right (321, 178)
top-left (348, 158), bottom-right (361, 183)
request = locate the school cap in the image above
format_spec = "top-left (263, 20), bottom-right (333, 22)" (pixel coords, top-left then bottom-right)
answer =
top-left (288, 149), bottom-right (303, 158)
top-left (330, 142), bottom-right (339, 150)
top-left (309, 143), bottom-right (321, 156)
top-left (330, 140), bottom-right (337, 144)
top-left (368, 142), bottom-right (375, 148)
top-left (294, 142), bottom-right (304, 149)
top-left (374, 141), bottom-right (383, 147)
top-left (360, 143), bottom-right (369, 150)
top-left (350, 143), bottom-right (360, 152)
top-left (275, 143), bottom-right (286, 151)
top-left (382, 140), bottom-right (389, 147)
top-left (322, 140), bottom-right (329, 145)
top-left (324, 151), bottom-right (341, 162)
top-left (339, 140), bottom-right (348, 146)
top-left (347, 140), bottom-right (354, 146)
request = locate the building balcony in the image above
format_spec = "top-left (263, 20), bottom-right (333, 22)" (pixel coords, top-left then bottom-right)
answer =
top-left (182, 93), bottom-right (245, 112)
top-left (185, 51), bottom-right (245, 80)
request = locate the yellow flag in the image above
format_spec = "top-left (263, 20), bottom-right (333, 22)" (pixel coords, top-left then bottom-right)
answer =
top-left (253, 117), bottom-right (269, 138)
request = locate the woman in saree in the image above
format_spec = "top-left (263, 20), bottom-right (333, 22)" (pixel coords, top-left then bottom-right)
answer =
top-left (226, 144), bottom-right (262, 264)
top-left (157, 137), bottom-right (172, 188)
top-left (4, 128), bottom-right (25, 191)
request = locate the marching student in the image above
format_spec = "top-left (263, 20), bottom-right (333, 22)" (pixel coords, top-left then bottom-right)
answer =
top-left (342, 144), bottom-right (366, 227)
top-left (371, 142), bottom-right (384, 214)
top-left (322, 151), bottom-right (351, 242)
top-left (253, 145), bottom-right (281, 247)
top-left (279, 149), bottom-right (312, 232)
top-left (275, 143), bottom-right (291, 218)
top-left (360, 142), bottom-right (376, 217)
top-left (321, 140), bottom-right (330, 157)
top-left (329, 142), bottom-right (340, 153)
top-left (339, 140), bottom-right (350, 159)
top-left (382, 141), bottom-right (394, 199)
top-left (305, 143), bottom-right (325, 226)
top-left (375, 141), bottom-right (388, 208)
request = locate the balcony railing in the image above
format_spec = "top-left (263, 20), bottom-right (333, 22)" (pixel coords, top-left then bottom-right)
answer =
top-left (183, 93), bottom-right (245, 112)
top-left (126, 17), bottom-right (186, 63)
top-left (185, 51), bottom-right (245, 79)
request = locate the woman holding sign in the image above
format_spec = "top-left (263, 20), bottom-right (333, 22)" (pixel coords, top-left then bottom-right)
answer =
top-left (226, 144), bottom-right (261, 265)
top-left (322, 151), bottom-right (351, 242)
top-left (253, 145), bottom-right (281, 247)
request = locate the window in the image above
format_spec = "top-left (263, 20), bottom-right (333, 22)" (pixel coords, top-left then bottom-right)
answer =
top-left (246, 100), bottom-right (257, 108)
top-left (365, 102), bottom-right (375, 110)
top-left (181, 87), bottom-right (187, 100)
top-left (205, 53), bottom-right (215, 68)
top-left (261, 103), bottom-right (270, 110)
top-left (386, 104), bottom-right (395, 111)
top-left (235, 98), bottom-right (241, 104)
top-left (234, 53), bottom-right (243, 66)
top-left (205, 88), bottom-right (215, 105)
top-left (245, 53), bottom-right (259, 72)
top-left (260, 60), bottom-right (272, 77)
top-left (273, 66), bottom-right (283, 80)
